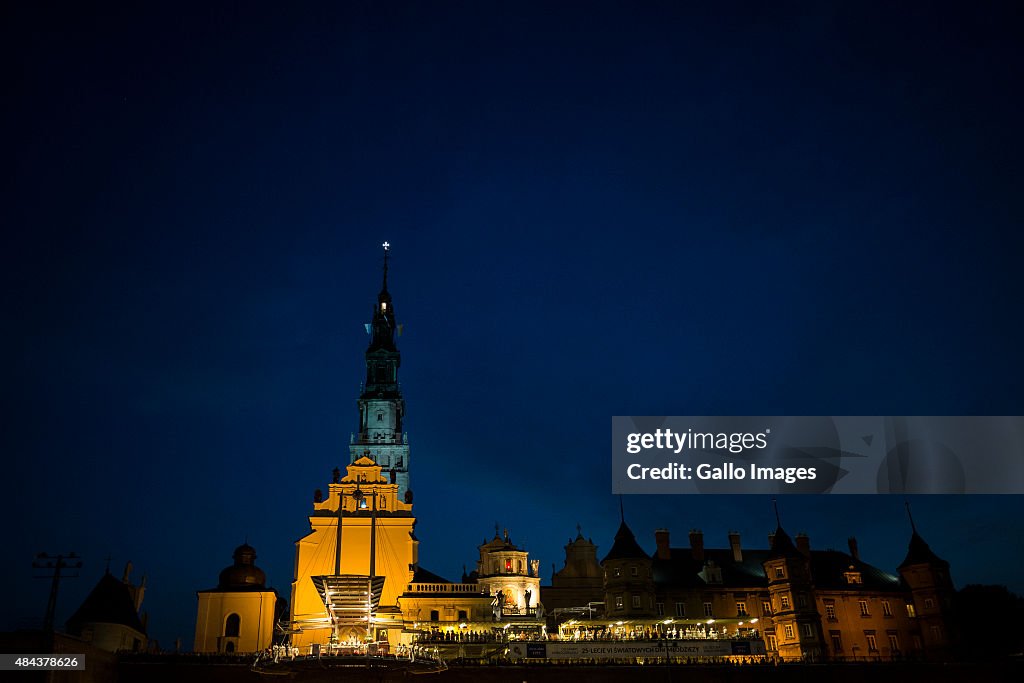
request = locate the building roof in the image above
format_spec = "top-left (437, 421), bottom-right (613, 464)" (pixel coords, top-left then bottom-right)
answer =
top-left (602, 521), bottom-right (649, 562)
top-left (651, 546), bottom-right (902, 593)
top-left (215, 543), bottom-right (267, 591)
top-left (411, 566), bottom-right (451, 584)
top-left (66, 573), bottom-right (146, 635)
top-left (898, 531), bottom-right (949, 569)
top-left (768, 525), bottom-right (803, 559)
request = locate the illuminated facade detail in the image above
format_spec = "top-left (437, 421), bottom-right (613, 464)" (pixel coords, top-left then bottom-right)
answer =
top-left (473, 528), bottom-right (543, 618)
top-left (289, 456), bottom-right (416, 649)
top-left (194, 545), bottom-right (277, 653)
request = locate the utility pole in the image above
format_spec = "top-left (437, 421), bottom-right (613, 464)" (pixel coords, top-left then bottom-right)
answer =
top-left (33, 553), bottom-right (82, 633)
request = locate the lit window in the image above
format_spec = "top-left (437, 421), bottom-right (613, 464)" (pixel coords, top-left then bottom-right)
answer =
top-left (767, 635), bottom-right (778, 651)
top-left (505, 559), bottom-right (512, 572)
top-left (905, 603), bottom-right (916, 618)
top-left (736, 602), bottom-right (748, 617)
top-left (825, 603), bottom-right (836, 620)
top-left (762, 600), bottom-right (772, 614)
top-left (614, 568), bottom-right (621, 578)
top-left (858, 600), bottom-right (870, 616)
top-left (615, 595), bottom-right (624, 611)
top-left (784, 624), bottom-right (794, 640)
top-left (381, 302), bottom-right (387, 311)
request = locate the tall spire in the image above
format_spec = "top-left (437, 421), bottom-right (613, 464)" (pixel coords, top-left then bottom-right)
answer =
top-left (773, 497), bottom-right (781, 526)
top-left (367, 242), bottom-right (397, 354)
top-left (352, 242), bottom-right (410, 500)
top-left (905, 499), bottom-right (917, 534)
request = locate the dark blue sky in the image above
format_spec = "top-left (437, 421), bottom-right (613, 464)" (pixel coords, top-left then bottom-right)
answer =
top-left (5, 1), bottom-right (1023, 648)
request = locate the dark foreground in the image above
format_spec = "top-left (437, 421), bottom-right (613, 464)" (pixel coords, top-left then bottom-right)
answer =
top-left (113, 659), bottom-right (1020, 683)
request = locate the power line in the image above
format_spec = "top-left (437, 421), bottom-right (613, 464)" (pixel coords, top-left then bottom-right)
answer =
top-left (32, 552), bottom-right (83, 633)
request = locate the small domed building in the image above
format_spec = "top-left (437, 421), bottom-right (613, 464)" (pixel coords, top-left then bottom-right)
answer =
top-left (194, 543), bottom-right (279, 653)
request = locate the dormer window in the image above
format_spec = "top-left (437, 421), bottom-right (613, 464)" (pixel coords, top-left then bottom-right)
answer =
top-left (843, 566), bottom-right (863, 584)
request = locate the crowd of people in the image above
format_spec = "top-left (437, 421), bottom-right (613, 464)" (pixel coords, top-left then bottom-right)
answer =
top-left (558, 625), bottom-right (760, 642)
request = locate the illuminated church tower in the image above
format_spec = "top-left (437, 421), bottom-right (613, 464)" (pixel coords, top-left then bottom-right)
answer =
top-left (350, 242), bottom-right (411, 502)
top-left (288, 243), bottom-right (417, 650)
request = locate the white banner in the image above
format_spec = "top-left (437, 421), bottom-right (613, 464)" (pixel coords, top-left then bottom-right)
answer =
top-left (508, 640), bottom-right (766, 660)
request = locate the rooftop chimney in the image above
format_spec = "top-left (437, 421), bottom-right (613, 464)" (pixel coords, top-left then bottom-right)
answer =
top-left (655, 529), bottom-right (671, 560)
top-left (848, 536), bottom-right (860, 561)
top-left (795, 533), bottom-right (810, 557)
top-left (728, 531), bottom-right (742, 562)
top-left (689, 529), bottom-right (704, 562)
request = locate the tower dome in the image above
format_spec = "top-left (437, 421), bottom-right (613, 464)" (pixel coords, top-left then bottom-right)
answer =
top-left (217, 543), bottom-right (267, 590)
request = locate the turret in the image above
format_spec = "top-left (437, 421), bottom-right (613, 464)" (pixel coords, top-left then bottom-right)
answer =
top-left (601, 502), bottom-right (655, 618)
top-left (898, 503), bottom-right (957, 659)
top-left (761, 501), bottom-right (823, 661)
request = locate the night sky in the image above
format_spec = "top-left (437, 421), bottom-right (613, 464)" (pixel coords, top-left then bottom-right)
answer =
top-left (5, 1), bottom-right (1023, 649)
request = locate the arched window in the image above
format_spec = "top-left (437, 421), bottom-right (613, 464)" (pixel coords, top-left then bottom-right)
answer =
top-left (225, 613), bottom-right (241, 638)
